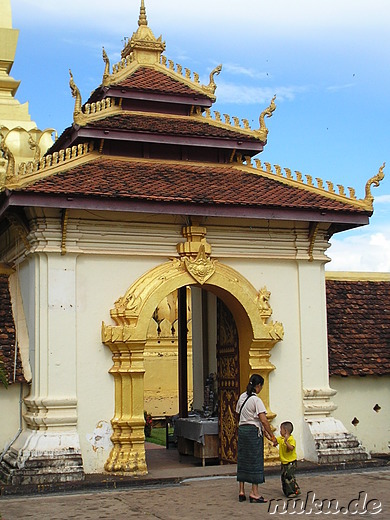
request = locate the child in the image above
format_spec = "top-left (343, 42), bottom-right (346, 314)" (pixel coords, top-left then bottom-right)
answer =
top-left (273, 421), bottom-right (301, 498)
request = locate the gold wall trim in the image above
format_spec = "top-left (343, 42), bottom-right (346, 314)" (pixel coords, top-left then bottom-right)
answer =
top-left (60, 209), bottom-right (69, 256)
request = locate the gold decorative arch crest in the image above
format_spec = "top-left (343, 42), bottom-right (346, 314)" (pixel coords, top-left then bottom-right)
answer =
top-left (101, 226), bottom-right (283, 474)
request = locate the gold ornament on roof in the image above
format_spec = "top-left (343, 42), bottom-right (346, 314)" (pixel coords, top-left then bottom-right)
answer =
top-left (202, 64), bottom-right (222, 95)
top-left (121, 0), bottom-right (165, 63)
top-left (246, 158), bottom-right (384, 211)
top-left (138, 0), bottom-right (147, 26)
top-left (364, 162), bottom-right (385, 207)
top-left (3, 142), bottom-right (94, 189)
top-left (102, 47), bottom-right (110, 85)
top-left (69, 70), bottom-right (87, 126)
top-left (256, 95), bottom-right (276, 141)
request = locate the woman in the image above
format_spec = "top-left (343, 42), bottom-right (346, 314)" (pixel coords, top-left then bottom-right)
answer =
top-left (236, 373), bottom-right (277, 503)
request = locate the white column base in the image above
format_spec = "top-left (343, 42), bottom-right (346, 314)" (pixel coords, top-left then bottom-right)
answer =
top-left (303, 388), bottom-right (370, 464)
top-left (0, 429), bottom-right (84, 485)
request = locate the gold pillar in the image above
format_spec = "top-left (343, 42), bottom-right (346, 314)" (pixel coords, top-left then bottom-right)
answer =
top-left (103, 337), bottom-right (147, 475)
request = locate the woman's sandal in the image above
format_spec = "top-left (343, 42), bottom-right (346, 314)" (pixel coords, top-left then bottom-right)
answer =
top-left (249, 495), bottom-right (268, 503)
top-left (238, 494), bottom-right (246, 502)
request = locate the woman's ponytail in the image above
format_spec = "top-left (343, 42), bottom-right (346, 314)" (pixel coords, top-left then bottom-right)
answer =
top-left (246, 373), bottom-right (264, 396)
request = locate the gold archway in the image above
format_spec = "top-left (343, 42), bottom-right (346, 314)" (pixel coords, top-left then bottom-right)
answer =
top-left (101, 226), bottom-right (284, 474)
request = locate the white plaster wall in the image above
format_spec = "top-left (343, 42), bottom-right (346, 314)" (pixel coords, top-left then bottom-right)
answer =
top-left (331, 375), bottom-right (390, 454)
top-left (225, 257), bottom-right (307, 460)
top-left (75, 254), bottom-right (164, 473)
top-left (0, 384), bottom-right (21, 452)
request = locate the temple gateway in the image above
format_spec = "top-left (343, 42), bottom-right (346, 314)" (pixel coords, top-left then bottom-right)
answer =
top-left (0, 1), bottom-right (388, 484)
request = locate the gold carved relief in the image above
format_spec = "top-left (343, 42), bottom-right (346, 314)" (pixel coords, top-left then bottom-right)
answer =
top-left (183, 245), bottom-right (216, 285)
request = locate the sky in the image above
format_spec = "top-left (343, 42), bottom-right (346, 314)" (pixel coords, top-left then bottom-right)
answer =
top-left (7, 0), bottom-right (390, 272)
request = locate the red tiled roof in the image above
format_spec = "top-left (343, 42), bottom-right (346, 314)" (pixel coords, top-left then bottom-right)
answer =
top-left (0, 274), bottom-right (26, 385)
top-left (87, 113), bottom-right (259, 142)
top-left (327, 279), bottom-right (390, 376)
top-left (113, 67), bottom-right (208, 98)
top-left (20, 157), bottom-right (367, 214)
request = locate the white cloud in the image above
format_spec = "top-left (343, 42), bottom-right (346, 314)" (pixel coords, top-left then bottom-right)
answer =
top-left (375, 194), bottom-right (390, 204)
top-left (11, 0), bottom-right (389, 31)
top-left (216, 83), bottom-right (309, 104)
top-left (223, 63), bottom-right (270, 80)
top-left (327, 83), bottom-right (355, 92)
top-left (327, 231), bottom-right (390, 272)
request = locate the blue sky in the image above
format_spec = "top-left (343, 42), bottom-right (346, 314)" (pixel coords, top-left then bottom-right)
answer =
top-left (8, 0), bottom-right (390, 271)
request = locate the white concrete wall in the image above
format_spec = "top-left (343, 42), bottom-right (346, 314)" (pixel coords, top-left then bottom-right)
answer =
top-left (331, 375), bottom-right (390, 454)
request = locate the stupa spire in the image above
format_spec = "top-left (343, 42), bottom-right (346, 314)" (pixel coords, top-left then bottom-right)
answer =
top-left (121, 0), bottom-right (165, 63)
top-left (138, 0), bottom-right (147, 27)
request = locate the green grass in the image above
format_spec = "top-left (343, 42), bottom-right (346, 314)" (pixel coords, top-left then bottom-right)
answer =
top-left (146, 426), bottom-right (173, 446)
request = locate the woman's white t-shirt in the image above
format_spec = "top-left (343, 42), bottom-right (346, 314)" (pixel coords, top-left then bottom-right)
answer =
top-left (236, 392), bottom-right (266, 433)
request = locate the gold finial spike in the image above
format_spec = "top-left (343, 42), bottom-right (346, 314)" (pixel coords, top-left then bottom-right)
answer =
top-left (326, 180), bottom-right (335, 193)
top-left (236, 153), bottom-right (243, 164)
top-left (264, 162), bottom-right (273, 173)
top-left (305, 174), bottom-right (313, 186)
top-left (138, 0), bottom-right (148, 26)
top-left (337, 184), bottom-right (346, 196)
top-left (214, 111), bottom-right (221, 122)
top-left (275, 165), bottom-right (282, 176)
top-left (348, 187), bottom-right (356, 199)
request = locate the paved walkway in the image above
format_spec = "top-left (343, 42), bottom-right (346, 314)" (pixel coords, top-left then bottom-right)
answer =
top-left (1, 466), bottom-right (389, 519)
top-left (0, 445), bottom-right (389, 519)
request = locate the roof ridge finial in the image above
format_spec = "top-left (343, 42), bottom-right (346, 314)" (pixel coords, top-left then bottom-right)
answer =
top-left (138, 0), bottom-right (148, 27)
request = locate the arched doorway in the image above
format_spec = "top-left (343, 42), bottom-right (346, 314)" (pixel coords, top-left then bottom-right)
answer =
top-left (101, 225), bottom-right (284, 474)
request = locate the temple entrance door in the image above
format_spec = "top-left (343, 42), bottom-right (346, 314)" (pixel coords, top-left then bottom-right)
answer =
top-left (217, 298), bottom-right (240, 464)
